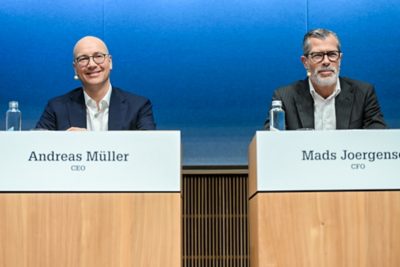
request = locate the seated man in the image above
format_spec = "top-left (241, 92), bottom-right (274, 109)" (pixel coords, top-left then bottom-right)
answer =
top-left (36, 36), bottom-right (156, 131)
top-left (264, 28), bottom-right (386, 130)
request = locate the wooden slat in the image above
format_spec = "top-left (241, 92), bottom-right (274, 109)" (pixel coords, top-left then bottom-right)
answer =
top-left (183, 174), bottom-right (249, 267)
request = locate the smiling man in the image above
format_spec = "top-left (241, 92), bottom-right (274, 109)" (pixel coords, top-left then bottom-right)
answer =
top-left (264, 28), bottom-right (387, 130)
top-left (36, 36), bottom-right (156, 131)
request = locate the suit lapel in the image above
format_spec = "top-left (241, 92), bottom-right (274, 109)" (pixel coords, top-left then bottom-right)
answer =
top-left (294, 80), bottom-right (315, 129)
top-left (335, 78), bottom-right (354, 129)
top-left (68, 89), bottom-right (86, 128)
top-left (108, 88), bottom-right (126, 130)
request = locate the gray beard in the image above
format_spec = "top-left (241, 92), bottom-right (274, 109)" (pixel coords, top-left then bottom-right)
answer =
top-left (311, 69), bottom-right (340, 87)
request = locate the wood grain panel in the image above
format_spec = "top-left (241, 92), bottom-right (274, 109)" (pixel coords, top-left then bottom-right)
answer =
top-left (0, 193), bottom-right (180, 267)
top-left (249, 191), bottom-right (400, 267)
top-left (248, 136), bottom-right (258, 198)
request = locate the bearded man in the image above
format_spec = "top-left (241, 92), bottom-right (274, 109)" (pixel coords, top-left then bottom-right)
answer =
top-left (264, 28), bottom-right (386, 130)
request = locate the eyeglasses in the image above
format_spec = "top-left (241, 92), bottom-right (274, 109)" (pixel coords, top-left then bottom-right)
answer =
top-left (75, 53), bottom-right (109, 67)
top-left (305, 50), bottom-right (341, 64)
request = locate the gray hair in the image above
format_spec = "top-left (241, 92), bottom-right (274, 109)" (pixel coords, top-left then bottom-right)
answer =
top-left (302, 28), bottom-right (341, 55)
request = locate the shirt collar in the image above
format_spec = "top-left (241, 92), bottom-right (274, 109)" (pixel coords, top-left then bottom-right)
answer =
top-left (83, 85), bottom-right (112, 111)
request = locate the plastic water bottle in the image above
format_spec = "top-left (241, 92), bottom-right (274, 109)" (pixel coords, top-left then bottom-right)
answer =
top-left (269, 100), bottom-right (285, 131)
top-left (5, 101), bottom-right (22, 131)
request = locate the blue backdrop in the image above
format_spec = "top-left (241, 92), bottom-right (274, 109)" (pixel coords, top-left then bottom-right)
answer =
top-left (1, 0), bottom-right (399, 165)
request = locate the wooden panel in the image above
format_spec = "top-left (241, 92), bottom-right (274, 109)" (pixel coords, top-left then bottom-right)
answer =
top-left (249, 191), bottom-right (400, 267)
top-left (183, 173), bottom-right (249, 267)
top-left (0, 193), bottom-right (181, 267)
top-left (248, 136), bottom-right (258, 198)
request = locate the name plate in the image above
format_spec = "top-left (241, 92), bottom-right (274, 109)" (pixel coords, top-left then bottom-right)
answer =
top-left (0, 131), bottom-right (180, 192)
top-left (252, 130), bottom-right (400, 191)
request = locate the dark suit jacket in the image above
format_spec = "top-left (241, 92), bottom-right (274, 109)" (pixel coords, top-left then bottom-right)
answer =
top-left (36, 87), bottom-right (156, 130)
top-left (264, 77), bottom-right (387, 130)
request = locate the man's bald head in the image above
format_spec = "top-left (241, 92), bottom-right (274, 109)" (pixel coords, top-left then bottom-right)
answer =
top-left (72, 36), bottom-right (113, 92)
top-left (73, 36), bottom-right (109, 58)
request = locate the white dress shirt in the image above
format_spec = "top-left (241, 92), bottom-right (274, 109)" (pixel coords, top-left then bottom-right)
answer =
top-left (83, 86), bottom-right (112, 131)
top-left (309, 79), bottom-right (341, 130)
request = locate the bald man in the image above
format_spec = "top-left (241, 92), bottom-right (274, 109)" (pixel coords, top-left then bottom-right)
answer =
top-left (36, 36), bottom-right (156, 131)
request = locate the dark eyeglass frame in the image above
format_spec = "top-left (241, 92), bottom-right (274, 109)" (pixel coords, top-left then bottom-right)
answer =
top-left (74, 53), bottom-right (109, 67)
top-left (305, 50), bottom-right (341, 64)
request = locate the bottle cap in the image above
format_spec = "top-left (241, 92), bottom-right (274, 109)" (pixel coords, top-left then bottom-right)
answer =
top-left (9, 101), bottom-right (19, 109)
top-left (271, 100), bottom-right (282, 107)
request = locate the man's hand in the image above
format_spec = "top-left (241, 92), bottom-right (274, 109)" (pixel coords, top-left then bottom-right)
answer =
top-left (67, 127), bottom-right (87, 131)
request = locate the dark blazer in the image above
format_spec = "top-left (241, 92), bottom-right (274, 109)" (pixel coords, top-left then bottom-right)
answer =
top-left (36, 87), bottom-right (156, 130)
top-left (265, 77), bottom-right (387, 130)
